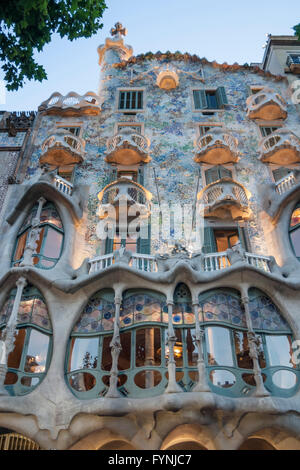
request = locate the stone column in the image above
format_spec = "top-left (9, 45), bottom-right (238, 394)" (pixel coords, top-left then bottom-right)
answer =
top-left (106, 295), bottom-right (122, 398)
top-left (165, 301), bottom-right (182, 393)
top-left (0, 276), bottom-right (27, 396)
top-left (240, 286), bottom-right (270, 397)
top-left (192, 300), bottom-right (210, 392)
top-left (145, 328), bottom-right (155, 388)
top-left (20, 197), bottom-right (46, 267)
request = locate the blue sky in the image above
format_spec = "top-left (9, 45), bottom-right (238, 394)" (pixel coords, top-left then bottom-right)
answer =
top-left (1, 0), bottom-right (299, 111)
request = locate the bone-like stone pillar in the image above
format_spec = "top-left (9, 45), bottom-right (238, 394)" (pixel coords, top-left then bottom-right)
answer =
top-left (106, 295), bottom-right (122, 398)
top-left (192, 300), bottom-right (210, 392)
top-left (164, 301), bottom-right (182, 393)
top-left (240, 286), bottom-right (270, 397)
top-left (20, 197), bottom-right (46, 267)
top-left (0, 276), bottom-right (27, 396)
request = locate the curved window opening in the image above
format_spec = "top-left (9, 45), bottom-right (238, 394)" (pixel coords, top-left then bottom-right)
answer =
top-left (0, 284), bottom-right (52, 395)
top-left (199, 288), bottom-right (298, 397)
top-left (12, 201), bottom-right (64, 269)
top-left (0, 431), bottom-right (41, 450)
top-left (289, 203), bottom-right (300, 260)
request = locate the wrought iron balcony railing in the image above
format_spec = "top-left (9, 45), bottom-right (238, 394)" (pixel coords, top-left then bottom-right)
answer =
top-left (40, 129), bottom-right (86, 166)
top-left (259, 129), bottom-right (300, 164)
top-left (106, 128), bottom-right (151, 165)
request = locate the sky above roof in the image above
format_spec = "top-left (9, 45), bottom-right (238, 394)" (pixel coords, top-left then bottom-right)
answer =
top-left (1, 0), bottom-right (298, 111)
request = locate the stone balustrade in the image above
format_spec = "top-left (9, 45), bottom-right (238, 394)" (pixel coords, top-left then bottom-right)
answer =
top-left (54, 175), bottom-right (73, 196)
top-left (38, 91), bottom-right (101, 115)
top-left (246, 87), bottom-right (287, 120)
top-left (195, 127), bottom-right (239, 164)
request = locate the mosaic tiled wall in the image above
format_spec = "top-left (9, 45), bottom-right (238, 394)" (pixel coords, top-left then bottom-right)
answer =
top-left (22, 58), bottom-right (300, 263)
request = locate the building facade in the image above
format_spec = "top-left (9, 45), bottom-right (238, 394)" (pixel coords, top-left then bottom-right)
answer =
top-left (0, 25), bottom-right (300, 450)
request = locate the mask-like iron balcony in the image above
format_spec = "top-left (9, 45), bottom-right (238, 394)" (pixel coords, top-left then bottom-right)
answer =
top-left (38, 91), bottom-right (101, 116)
top-left (259, 128), bottom-right (300, 164)
top-left (194, 128), bottom-right (239, 164)
top-left (40, 129), bottom-right (86, 166)
top-left (246, 88), bottom-right (287, 120)
top-left (197, 178), bottom-right (252, 220)
top-left (105, 128), bottom-right (151, 165)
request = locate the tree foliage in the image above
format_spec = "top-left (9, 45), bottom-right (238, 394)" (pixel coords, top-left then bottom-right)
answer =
top-left (293, 23), bottom-right (300, 40)
top-left (0, 0), bottom-right (107, 90)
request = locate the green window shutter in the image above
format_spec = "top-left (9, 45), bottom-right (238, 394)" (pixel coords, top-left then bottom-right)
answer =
top-left (237, 225), bottom-right (248, 251)
top-left (110, 168), bottom-right (117, 183)
top-left (137, 224), bottom-right (151, 254)
top-left (216, 87), bottom-right (228, 108)
top-left (105, 237), bottom-right (114, 254)
top-left (205, 167), bottom-right (220, 185)
top-left (272, 167), bottom-right (291, 182)
top-left (202, 225), bottom-right (217, 253)
top-left (138, 167), bottom-right (144, 186)
top-left (193, 90), bottom-right (208, 110)
top-left (219, 166), bottom-right (232, 179)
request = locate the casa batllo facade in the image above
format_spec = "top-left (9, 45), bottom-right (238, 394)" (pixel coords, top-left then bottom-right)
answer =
top-left (0, 24), bottom-right (300, 450)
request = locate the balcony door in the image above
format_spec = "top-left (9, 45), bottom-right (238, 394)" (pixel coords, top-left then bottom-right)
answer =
top-left (202, 225), bottom-right (247, 254)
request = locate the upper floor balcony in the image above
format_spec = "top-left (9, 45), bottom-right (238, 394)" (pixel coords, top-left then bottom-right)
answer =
top-left (40, 129), bottom-right (86, 166)
top-left (38, 91), bottom-right (101, 116)
top-left (98, 177), bottom-right (152, 213)
top-left (197, 178), bottom-right (252, 220)
top-left (194, 128), bottom-right (239, 164)
top-left (246, 88), bottom-right (287, 121)
top-left (259, 129), bottom-right (300, 164)
top-left (105, 128), bottom-right (151, 165)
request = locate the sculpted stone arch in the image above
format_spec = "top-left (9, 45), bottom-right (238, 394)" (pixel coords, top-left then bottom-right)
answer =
top-left (69, 429), bottom-right (136, 450)
top-left (238, 427), bottom-right (300, 450)
top-left (160, 424), bottom-right (215, 450)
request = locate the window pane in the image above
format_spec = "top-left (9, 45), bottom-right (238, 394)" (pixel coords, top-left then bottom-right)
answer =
top-left (69, 337), bottom-right (98, 371)
top-left (186, 328), bottom-right (198, 366)
top-left (118, 331), bottom-right (131, 370)
top-left (290, 228), bottom-right (300, 257)
top-left (101, 335), bottom-right (113, 371)
top-left (7, 328), bottom-right (26, 369)
top-left (135, 328), bottom-right (161, 367)
top-left (290, 208), bottom-right (300, 228)
top-left (24, 329), bottom-right (50, 373)
top-left (42, 228), bottom-right (63, 259)
top-left (233, 331), bottom-right (253, 369)
top-left (14, 231), bottom-right (28, 261)
top-left (265, 335), bottom-right (295, 368)
top-left (205, 326), bottom-right (234, 366)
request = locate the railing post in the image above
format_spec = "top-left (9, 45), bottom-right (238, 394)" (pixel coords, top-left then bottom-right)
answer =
top-left (106, 295), bottom-right (122, 398)
top-left (240, 287), bottom-right (270, 397)
top-left (192, 301), bottom-right (210, 392)
top-left (164, 301), bottom-right (182, 394)
top-left (0, 276), bottom-right (27, 396)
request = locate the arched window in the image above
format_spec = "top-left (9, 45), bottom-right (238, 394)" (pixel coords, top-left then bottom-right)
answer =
top-left (0, 284), bottom-right (52, 395)
top-left (199, 288), bottom-right (298, 397)
top-left (66, 289), bottom-right (168, 398)
top-left (12, 201), bottom-right (64, 269)
top-left (289, 203), bottom-right (300, 260)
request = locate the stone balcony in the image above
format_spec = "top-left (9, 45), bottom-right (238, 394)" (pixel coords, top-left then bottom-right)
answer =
top-left (259, 129), bottom-right (300, 164)
top-left (197, 178), bottom-right (252, 220)
top-left (105, 128), bottom-right (151, 165)
top-left (246, 88), bottom-right (287, 120)
top-left (97, 177), bottom-right (152, 215)
top-left (286, 55), bottom-right (300, 74)
top-left (88, 248), bottom-right (271, 275)
top-left (40, 129), bottom-right (86, 166)
top-left (194, 128), bottom-right (239, 164)
top-left (38, 91), bottom-right (101, 116)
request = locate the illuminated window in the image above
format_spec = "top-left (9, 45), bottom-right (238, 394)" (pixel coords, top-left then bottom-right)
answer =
top-left (0, 285), bottom-right (52, 395)
top-left (13, 202), bottom-right (64, 269)
top-left (290, 203), bottom-right (300, 259)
